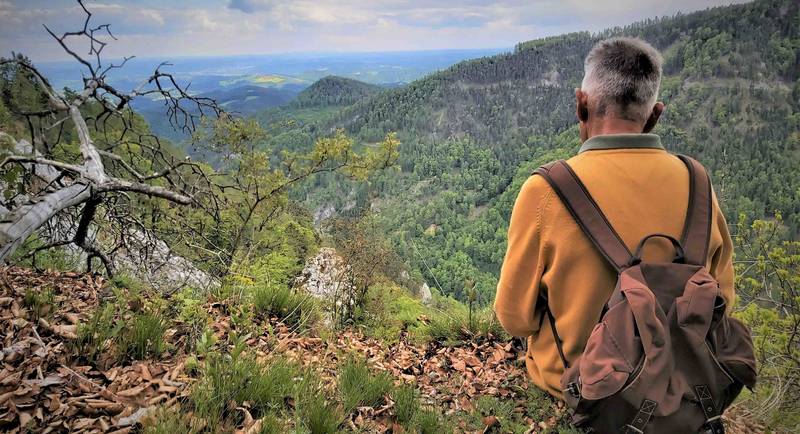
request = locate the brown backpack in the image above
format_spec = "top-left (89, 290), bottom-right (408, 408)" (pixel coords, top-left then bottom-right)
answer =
top-left (533, 156), bottom-right (757, 434)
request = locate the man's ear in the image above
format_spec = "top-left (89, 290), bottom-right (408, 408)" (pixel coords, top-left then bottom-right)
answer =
top-left (575, 88), bottom-right (589, 123)
top-left (642, 102), bottom-right (664, 133)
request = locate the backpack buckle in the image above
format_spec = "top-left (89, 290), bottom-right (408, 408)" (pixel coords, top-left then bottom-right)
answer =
top-left (701, 416), bottom-right (724, 434)
top-left (565, 380), bottom-right (582, 398)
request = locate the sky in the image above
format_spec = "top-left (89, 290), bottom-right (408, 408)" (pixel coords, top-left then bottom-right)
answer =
top-left (1, 0), bottom-right (750, 63)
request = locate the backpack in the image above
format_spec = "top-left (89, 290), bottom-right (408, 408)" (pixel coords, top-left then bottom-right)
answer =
top-left (533, 155), bottom-right (757, 434)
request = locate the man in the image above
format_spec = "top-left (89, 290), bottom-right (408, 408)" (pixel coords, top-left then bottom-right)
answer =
top-left (494, 37), bottom-right (735, 399)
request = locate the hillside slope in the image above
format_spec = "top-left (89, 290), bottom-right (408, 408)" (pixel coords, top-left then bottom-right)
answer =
top-left (264, 0), bottom-right (800, 304)
top-left (291, 76), bottom-right (382, 109)
top-left (1, 266), bottom-right (767, 433)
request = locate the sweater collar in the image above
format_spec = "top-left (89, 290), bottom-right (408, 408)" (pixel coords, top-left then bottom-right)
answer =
top-left (579, 133), bottom-right (664, 153)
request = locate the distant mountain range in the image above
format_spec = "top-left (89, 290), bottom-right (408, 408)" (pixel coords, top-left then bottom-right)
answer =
top-left (81, 49), bottom-right (502, 146)
top-left (251, 0), bottom-right (800, 303)
top-left (37, 49), bottom-right (505, 96)
top-left (197, 85), bottom-right (300, 115)
top-left (131, 75), bottom-right (389, 147)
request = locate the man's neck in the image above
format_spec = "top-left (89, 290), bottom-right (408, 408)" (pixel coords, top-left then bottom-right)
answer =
top-left (586, 118), bottom-right (645, 139)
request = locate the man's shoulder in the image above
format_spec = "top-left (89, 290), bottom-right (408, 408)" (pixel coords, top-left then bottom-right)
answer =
top-left (565, 149), bottom-right (686, 172)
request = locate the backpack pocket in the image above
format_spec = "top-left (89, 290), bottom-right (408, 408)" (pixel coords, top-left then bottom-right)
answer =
top-left (713, 315), bottom-right (757, 391)
top-left (576, 301), bottom-right (644, 400)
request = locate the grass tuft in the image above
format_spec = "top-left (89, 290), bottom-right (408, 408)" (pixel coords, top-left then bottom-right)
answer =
top-left (252, 283), bottom-right (319, 330)
top-left (23, 286), bottom-right (55, 320)
top-left (141, 407), bottom-right (195, 434)
top-left (411, 407), bottom-right (449, 434)
top-left (425, 306), bottom-right (507, 345)
top-left (120, 313), bottom-right (166, 359)
top-left (192, 336), bottom-right (299, 430)
top-left (338, 357), bottom-right (393, 413)
top-left (392, 384), bottom-right (421, 425)
top-left (295, 371), bottom-right (343, 434)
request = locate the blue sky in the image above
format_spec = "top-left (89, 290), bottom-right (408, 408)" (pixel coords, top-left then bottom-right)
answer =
top-left (1, 0), bottom-right (748, 62)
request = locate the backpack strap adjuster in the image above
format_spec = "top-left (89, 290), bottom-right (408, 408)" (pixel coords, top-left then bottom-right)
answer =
top-left (695, 385), bottom-right (725, 434)
top-left (564, 380), bottom-right (581, 398)
top-left (622, 399), bottom-right (657, 434)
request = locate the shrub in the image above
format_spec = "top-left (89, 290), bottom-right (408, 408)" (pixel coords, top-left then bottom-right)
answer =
top-left (338, 357), bottom-right (393, 413)
top-left (360, 284), bottom-right (428, 341)
top-left (13, 235), bottom-right (77, 271)
top-left (733, 216), bottom-right (800, 431)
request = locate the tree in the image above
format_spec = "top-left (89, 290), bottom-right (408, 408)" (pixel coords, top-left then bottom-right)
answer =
top-left (0, 0), bottom-right (399, 281)
top-left (181, 116), bottom-right (399, 278)
top-left (0, 1), bottom-right (226, 275)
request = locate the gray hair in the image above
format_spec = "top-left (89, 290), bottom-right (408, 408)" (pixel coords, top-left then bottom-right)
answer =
top-left (581, 37), bottom-right (663, 122)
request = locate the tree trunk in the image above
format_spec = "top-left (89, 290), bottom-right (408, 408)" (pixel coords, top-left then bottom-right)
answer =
top-left (0, 183), bottom-right (92, 261)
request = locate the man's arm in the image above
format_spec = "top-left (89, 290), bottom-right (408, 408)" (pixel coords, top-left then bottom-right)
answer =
top-left (494, 175), bottom-right (550, 337)
top-left (709, 192), bottom-right (735, 313)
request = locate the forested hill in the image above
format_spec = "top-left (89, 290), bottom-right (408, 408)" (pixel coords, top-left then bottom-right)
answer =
top-left (265, 0), bottom-right (800, 304)
top-left (291, 76), bottom-right (382, 108)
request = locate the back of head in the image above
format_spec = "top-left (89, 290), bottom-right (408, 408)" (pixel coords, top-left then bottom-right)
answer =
top-left (582, 37), bottom-right (663, 123)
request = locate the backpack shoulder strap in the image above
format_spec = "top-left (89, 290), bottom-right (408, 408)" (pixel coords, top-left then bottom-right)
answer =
top-left (533, 160), bottom-right (633, 273)
top-left (676, 155), bottom-right (713, 266)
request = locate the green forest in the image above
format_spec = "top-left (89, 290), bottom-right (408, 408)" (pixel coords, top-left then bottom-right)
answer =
top-left (0, 0), bottom-right (798, 433)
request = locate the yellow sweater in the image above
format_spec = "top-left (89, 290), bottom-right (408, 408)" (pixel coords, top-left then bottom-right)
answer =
top-left (494, 134), bottom-right (735, 399)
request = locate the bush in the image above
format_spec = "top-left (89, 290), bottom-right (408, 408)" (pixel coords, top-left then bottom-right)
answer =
top-left (359, 284), bottom-right (428, 341)
top-left (338, 357), bottom-right (393, 413)
top-left (733, 216), bottom-right (800, 431)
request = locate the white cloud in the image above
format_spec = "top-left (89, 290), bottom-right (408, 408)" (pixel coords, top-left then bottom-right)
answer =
top-left (2, 0), bottom-right (751, 62)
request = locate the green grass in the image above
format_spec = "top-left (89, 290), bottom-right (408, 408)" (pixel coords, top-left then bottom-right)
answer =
top-left (411, 408), bottom-right (450, 434)
top-left (141, 408), bottom-right (195, 434)
top-left (424, 305), bottom-right (507, 345)
top-left (359, 284), bottom-right (429, 342)
top-left (256, 414), bottom-right (284, 434)
top-left (75, 303), bottom-right (119, 363)
top-left (22, 286), bottom-right (55, 320)
top-left (252, 283), bottom-right (319, 330)
top-left (392, 384), bottom-right (421, 425)
top-left (111, 273), bottom-right (144, 292)
top-left (295, 371), bottom-right (343, 434)
top-left (338, 357), bottom-right (393, 413)
top-left (120, 313), bottom-right (166, 360)
top-left (192, 336), bottom-right (299, 430)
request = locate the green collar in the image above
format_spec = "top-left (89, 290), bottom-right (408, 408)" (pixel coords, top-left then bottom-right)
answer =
top-left (579, 133), bottom-right (664, 153)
